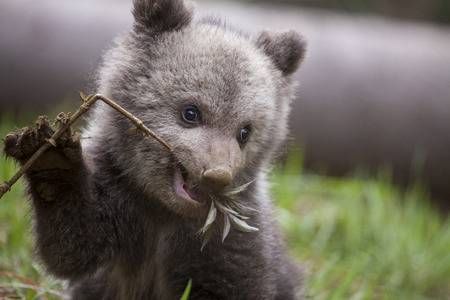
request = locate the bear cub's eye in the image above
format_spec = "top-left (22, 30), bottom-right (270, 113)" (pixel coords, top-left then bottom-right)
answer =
top-left (238, 125), bottom-right (252, 145)
top-left (182, 105), bottom-right (201, 124)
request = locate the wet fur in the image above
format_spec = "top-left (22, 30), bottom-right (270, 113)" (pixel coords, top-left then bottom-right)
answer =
top-left (3, 0), bottom-right (306, 299)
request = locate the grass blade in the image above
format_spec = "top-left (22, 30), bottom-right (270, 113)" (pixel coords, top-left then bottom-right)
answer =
top-left (180, 279), bottom-right (192, 300)
top-left (224, 180), bottom-right (254, 197)
top-left (222, 215), bottom-right (231, 242)
top-left (200, 201), bottom-right (217, 234)
top-left (228, 214), bottom-right (259, 233)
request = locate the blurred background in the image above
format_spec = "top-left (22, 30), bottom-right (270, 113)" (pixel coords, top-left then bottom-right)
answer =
top-left (1, 0), bottom-right (450, 298)
top-left (1, 0), bottom-right (450, 210)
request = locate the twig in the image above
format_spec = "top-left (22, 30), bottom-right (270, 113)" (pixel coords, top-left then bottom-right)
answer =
top-left (93, 94), bottom-right (172, 151)
top-left (0, 270), bottom-right (38, 286)
top-left (0, 93), bottom-right (173, 199)
top-left (0, 282), bottom-right (67, 299)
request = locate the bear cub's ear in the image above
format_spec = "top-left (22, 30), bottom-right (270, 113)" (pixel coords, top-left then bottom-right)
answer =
top-left (256, 30), bottom-right (306, 76)
top-left (132, 0), bottom-right (192, 33)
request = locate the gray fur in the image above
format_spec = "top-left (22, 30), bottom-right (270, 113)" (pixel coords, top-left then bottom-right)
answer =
top-left (3, 0), bottom-right (306, 299)
top-left (256, 31), bottom-right (306, 76)
top-left (132, 0), bottom-right (193, 33)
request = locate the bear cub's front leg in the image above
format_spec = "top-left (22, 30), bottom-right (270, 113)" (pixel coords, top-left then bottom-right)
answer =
top-left (3, 115), bottom-right (83, 201)
top-left (3, 115), bottom-right (116, 279)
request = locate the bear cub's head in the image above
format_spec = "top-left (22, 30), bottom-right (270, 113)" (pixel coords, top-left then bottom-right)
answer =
top-left (86, 0), bottom-right (306, 218)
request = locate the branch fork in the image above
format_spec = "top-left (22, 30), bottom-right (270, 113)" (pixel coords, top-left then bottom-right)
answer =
top-left (0, 92), bottom-right (173, 199)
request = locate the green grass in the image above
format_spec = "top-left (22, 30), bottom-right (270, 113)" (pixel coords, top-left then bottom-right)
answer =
top-left (1, 121), bottom-right (450, 299)
top-left (273, 155), bottom-right (450, 299)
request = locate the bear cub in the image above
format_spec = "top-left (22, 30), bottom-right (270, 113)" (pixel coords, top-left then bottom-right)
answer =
top-left (4, 0), bottom-right (306, 299)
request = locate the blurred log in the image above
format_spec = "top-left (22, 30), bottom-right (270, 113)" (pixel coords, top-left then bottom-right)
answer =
top-left (214, 2), bottom-right (450, 210)
top-left (0, 0), bottom-right (131, 112)
top-left (1, 0), bottom-right (450, 209)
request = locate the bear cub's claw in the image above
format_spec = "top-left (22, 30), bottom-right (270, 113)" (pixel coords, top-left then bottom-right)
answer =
top-left (2, 116), bottom-right (82, 170)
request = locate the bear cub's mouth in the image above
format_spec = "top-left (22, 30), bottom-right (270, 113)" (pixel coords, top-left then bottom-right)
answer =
top-left (174, 163), bottom-right (203, 204)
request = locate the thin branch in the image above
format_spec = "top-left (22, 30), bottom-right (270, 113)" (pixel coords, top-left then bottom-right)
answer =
top-left (94, 94), bottom-right (172, 151)
top-left (0, 271), bottom-right (37, 286)
top-left (0, 93), bottom-right (173, 199)
top-left (0, 282), bottom-right (67, 299)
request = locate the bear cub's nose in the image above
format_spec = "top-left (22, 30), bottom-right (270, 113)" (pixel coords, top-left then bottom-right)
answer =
top-left (201, 168), bottom-right (232, 191)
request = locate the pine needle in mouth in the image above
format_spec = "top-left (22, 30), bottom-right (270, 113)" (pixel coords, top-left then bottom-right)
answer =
top-left (199, 181), bottom-right (259, 251)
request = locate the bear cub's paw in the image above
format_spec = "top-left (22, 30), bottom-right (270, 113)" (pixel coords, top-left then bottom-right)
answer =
top-left (3, 115), bottom-right (82, 171)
